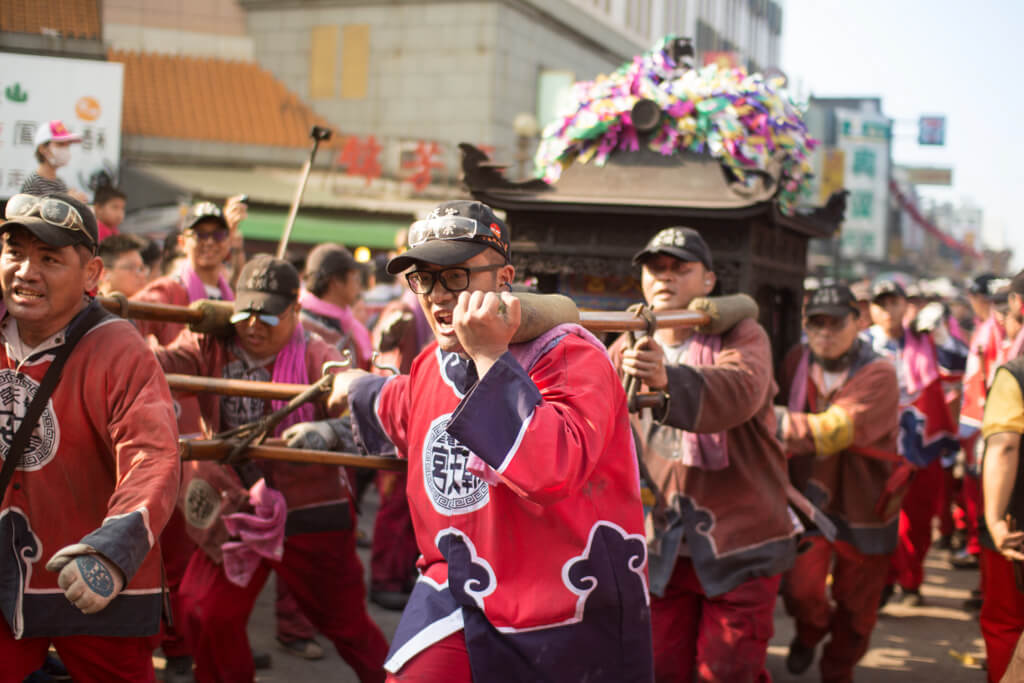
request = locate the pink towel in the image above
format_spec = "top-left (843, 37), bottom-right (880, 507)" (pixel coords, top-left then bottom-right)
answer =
top-left (680, 333), bottom-right (729, 470)
top-left (270, 325), bottom-right (315, 436)
top-left (299, 289), bottom-right (372, 364)
top-left (178, 261), bottom-right (234, 303)
top-left (221, 479), bottom-right (287, 587)
top-left (788, 348), bottom-right (811, 412)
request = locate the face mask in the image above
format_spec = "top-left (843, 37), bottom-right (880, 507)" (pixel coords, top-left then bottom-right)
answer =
top-left (48, 146), bottom-right (72, 167)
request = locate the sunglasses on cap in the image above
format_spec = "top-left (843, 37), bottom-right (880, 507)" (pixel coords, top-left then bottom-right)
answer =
top-left (408, 216), bottom-right (496, 247)
top-left (4, 193), bottom-right (94, 247)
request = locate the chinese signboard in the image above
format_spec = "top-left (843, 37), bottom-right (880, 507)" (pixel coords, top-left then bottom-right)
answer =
top-left (918, 115), bottom-right (946, 146)
top-left (900, 165), bottom-right (953, 186)
top-left (836, 108), bottom-right (890, 262)
top-left (0, 53), bottom-right (123, 200)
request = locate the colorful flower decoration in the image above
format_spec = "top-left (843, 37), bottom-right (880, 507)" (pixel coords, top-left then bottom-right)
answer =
top-left (534, 35), bottom-right (818, 214)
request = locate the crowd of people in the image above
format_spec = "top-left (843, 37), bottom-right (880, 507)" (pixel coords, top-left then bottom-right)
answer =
top-left (1, 121), bottom-right (1024, 683)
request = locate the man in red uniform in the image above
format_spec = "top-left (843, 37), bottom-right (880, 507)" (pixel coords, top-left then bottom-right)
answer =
top-left (156, 255), bottom-right (387, 683)
top-left (612, 226), bottom-right (798, 682)
top-left (0, 193), bottom-right (180, 682)
top-left (330, 200), bottom-right (653, 682)
top-left (868, 280), bottom-right (961, 607)
top-left (298, 243), bottom-right (372, 369)
top-left (978, 270), bottom-right (1024, 682)
top-left (777, 285), bottom-right (901, 682)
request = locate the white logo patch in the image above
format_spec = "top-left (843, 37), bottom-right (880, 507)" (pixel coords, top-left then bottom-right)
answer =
top-left (0, 369), bottom-right (59, 471)
top-left (422, 414), bottom-right (489, 515)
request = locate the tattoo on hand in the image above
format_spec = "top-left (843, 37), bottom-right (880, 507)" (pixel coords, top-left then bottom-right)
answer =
top-left (75, 556), bottom-right (115, 598)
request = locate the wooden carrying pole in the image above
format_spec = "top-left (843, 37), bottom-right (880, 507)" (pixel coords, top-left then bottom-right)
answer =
top-left (181, 438), bottom-right (406, 471)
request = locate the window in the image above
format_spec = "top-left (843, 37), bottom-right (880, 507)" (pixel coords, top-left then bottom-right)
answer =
top-left (309, 26), bottom-right (338, 99)
top-left (340, 25), bottom-right (371, 100)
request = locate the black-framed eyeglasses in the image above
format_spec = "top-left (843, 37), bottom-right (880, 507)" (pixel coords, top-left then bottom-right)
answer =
top-left (405, 264), bottom-right (503, 295)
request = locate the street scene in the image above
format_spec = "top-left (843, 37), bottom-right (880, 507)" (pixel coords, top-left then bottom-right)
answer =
top-left (1, 1), bottom-right (1022, 682)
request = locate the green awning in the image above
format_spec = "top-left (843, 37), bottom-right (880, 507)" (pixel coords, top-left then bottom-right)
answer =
top-left (239, 209), bottom-right (408, 249)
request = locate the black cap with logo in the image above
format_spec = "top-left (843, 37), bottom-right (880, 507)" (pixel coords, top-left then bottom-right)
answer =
top-left (234, 255), bottom-right (301, 317)
top-left (871, 279), bottom-right (907, 302)
top-left (386, 200), bottom-right (511, 275)
top-left (184, 201), bottom-right (229, 231)
top-left (632, 226), bottom-right (713, 270)
top-left (805, 285), bottom-right (859, 318)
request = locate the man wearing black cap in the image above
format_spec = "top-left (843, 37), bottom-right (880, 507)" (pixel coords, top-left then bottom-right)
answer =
top-left (155, 255), bottom-right (388, 682)
top-left (299, 243), bottom-right (372, 369)
top-left (776, 285), bottom-right (901, 680)
top-left (606, 225), bottom-right (796, 682)
top-left (867, 279), bottom-right (961, 607)
top-left (131, 199), bottom-right (252, 675)
top-left (0, 193), bottom-right (180, 680)
top-left (328, 200), bottom-right (652, 682)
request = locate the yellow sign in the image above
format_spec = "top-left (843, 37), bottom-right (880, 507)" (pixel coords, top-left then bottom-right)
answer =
top-left (820, 148), bottom-right (845, 202)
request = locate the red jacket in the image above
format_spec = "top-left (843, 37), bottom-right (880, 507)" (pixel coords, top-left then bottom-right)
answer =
top-left (350, 326), bottom-right (653, 681)
top-left (0, 306), bottom-right (180, 638)
top-left (156, 329), bottom-right (352, 561)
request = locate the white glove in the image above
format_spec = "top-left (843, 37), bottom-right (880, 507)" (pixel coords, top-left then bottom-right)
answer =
top-left (46, 544), bottom-right (125, 615)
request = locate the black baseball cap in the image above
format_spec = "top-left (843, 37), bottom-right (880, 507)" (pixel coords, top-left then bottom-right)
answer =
top-left (387, 200), bottom-right (511, 275)
top-left (305, 243), bottom-right (364, 283)
top-left (871, 280), bottom-right (906, 302)
top-left (2, 192), bottom-right (98, 252)
top-left (234, 255), bottom-right (300, 317)
top-left (632, 226), bottom-right (713, 270)
top-left (805, 285), bottom-right (859, 318)
top-left (184, 201), bottom-right (229, 231)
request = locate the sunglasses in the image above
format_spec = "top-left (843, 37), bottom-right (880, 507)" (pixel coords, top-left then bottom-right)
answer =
top-left (184, 227), bottom-right (230, 243)
top-left (4, 193), bottom-right (95, 247)
top-left (229, 309), bottom-right (282, 327)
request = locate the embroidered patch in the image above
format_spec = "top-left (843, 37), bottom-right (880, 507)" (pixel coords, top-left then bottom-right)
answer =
top-left (422, 414), bottom-right (489, 515)
top-left (0, 369), bottom-right (60, 471)
top-left (183, 478), bottom-right (221, 529)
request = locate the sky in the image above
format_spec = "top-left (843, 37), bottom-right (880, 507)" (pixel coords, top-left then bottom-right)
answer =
top-left (781, 0), bottom-right (1024, 260)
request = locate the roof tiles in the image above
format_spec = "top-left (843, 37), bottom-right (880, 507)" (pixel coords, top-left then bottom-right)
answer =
top-left (0, 0), bottom-right (102, 39)
top-left (109, 49), bottom-right (339, 149)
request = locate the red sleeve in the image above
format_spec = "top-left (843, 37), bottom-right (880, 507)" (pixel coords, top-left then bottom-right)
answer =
top-left (131, 277), bottom-right (189, 346)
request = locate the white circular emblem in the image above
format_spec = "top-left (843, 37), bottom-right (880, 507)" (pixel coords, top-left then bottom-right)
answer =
top-left (422, 414), bottom-right (489, 515)
top-left (183, 478), bottom-right (222, 529)
top-left (0, 369), bottom-right (60, 471)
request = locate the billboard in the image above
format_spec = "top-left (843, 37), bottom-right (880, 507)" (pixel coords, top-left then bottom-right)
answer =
top-left (918, 115), bottom-right (946, 146)
top-left (836, 108), bottom-right (891, 262)
top-left (0, 53), bottom-right (123, 200)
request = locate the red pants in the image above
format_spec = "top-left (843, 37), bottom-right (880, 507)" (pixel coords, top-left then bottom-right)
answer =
top-left (650, 557), bottom-right (779, 683)
top-left (160, 507), bottom-right (197, 658)
top-left (179, 529), bottom-right (388, 683)
top-left (0, 615), bottom-right (157, 683)
top-left (981, 547), bottom-right (1024, 682)
top-left (275, 578), bottom-right (317, 642)
top-left (385, 630), bottom-right (473, 683)
top-left (782, 537), bottom-right (890, 683)
top-left (962, 473), bottom-right (982, 555)
top-left (889, 459), bottom-right (943, 591)
top-left (371, 470), bottom-right (420, 592)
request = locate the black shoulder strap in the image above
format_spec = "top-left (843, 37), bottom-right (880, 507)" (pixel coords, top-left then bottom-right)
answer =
top-left (0, 302), bottom-right (109, 502)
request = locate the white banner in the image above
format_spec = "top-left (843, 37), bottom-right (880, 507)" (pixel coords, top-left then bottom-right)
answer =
top-left (0, 53), bottom-right (123, 201)
top-left (836, 108), bottom-right (890, 263)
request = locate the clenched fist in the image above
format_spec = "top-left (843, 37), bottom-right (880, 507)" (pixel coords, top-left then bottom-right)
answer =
top-left (453, 290), bottom-right (520, 377)
top-left (46, 545), bottom-right (125, 615)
